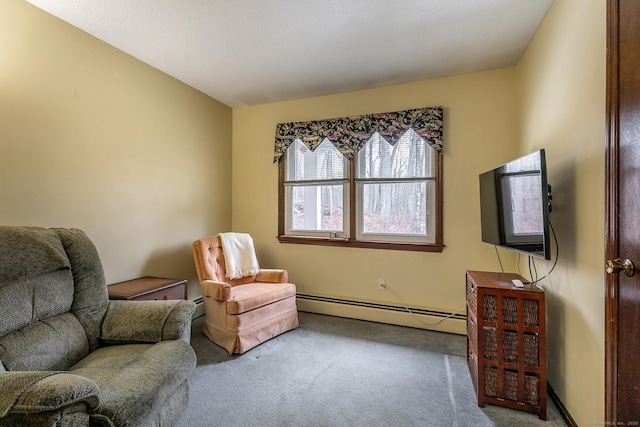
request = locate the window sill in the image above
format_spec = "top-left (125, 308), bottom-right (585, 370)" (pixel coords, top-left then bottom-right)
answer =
top-left (277, 235), bottom-right (445, 252)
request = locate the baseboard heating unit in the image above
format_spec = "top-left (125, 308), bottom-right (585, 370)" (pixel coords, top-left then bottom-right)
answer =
top-left (191, 296), bottom-right (205, 319)
top-left (191, 294), bottom-right (465, 334)
top-left (296, 293), bottom-right (466, 335)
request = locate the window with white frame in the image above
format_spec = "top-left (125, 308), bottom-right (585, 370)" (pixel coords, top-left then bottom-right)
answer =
top-left (275, 106), bottom-right (443, 252)
top-left (284, 138), bottom-right (349, 236)
top-left (355, 130), bottom-right (437, 244)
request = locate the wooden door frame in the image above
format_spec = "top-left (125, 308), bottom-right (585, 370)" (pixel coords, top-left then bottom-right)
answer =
top-left (605, 0), bottom-right (620, 422)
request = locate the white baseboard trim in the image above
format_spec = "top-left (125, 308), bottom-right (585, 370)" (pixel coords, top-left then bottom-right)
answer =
top-left (296, 293), bottom-right (466, 335)
top-left (190, 296), bottom-right (204, 319)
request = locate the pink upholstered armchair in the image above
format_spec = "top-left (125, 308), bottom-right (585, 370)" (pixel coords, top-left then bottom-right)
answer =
top-left (192, 234), bottom-right (298, 354)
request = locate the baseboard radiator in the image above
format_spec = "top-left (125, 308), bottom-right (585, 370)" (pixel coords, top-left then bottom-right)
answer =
top-left (191, 296), bottom-right (205, 319)
top-left (296, 293), bottom-right (466, 334)
top-left (191, 293), bottom-right (466, 334)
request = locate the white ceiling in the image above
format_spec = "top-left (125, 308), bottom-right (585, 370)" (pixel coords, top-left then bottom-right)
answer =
top-left (24, 0), bottom-right (553, 108)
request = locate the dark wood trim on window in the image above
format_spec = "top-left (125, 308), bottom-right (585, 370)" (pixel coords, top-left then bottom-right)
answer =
top-left (277, 153), bottom-right (444, 253)
top-left (277, 234), bottom-right (445, 252)
top-left (277, 158), bottom-right (286, 237)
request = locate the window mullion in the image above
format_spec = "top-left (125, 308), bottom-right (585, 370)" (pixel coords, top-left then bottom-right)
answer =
top-left (278, 156), bottom-right (285, 237)
top-left (349, 159), bottom-right (356, 241)
top-left (435, 152), bottom-right (443, 244)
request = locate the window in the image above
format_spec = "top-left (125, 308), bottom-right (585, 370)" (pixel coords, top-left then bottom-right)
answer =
top-left (284, 139), bottom-right (349, 236)
top-left (275, 106), bottom-right (443, 252)
top-left (356, 130), bottom-right (437, 244)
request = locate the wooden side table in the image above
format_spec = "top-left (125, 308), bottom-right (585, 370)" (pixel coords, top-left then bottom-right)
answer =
top-left (108, 276), bottom-right (187, 301)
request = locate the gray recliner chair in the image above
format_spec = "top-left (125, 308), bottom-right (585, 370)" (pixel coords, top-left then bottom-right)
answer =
top-left (0, 227), bottom-right (196, 426)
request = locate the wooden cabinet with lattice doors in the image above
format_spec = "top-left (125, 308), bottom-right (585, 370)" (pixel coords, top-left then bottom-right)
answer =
top-left (466, 270), bottom-right (546, 420)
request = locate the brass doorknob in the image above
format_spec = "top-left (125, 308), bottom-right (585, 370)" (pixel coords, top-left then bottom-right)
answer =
top-left (605, 258), bottom-right (635, 277)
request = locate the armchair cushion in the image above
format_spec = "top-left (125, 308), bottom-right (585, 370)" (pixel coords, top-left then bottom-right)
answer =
top-left (201, 279), bottom-right (232, 301)
top-left (227, 282), bottom-right (296, 315)
top-left (56, 227), bottom-right (110, 353)
top-left (99, 300), bottom-right (195, 344)
top-left (0, 313), bottom-right (89, 372)
top-left (0, 269), bottom-right (75, 338)
top-left (255, 269), bottom-right (288, 283)
top-left (0, 371), bottom-right (100, 417)
top-left (69, 341), bottom-right (196, 427)
top-left (0, 227), bottom-right (70, 284)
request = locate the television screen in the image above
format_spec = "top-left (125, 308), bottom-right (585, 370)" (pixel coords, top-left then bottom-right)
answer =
top-left (479, 149), bottom-right (551, 260)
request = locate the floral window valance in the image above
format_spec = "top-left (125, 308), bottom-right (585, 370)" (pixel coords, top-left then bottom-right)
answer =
top-left (273, 106), bottom-right (443, 163)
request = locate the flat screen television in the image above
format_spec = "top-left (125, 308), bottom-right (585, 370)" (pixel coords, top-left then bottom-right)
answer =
top-left (479, 149), bottom-right (552, 260)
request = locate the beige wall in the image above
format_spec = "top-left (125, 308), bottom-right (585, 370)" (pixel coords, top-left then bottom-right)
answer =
top-left (515, 0), bottom-right (606, 424)
top-left (232, 68), bottom-right (520, 334)
top-left (0, 0), bottom-right (233, 297)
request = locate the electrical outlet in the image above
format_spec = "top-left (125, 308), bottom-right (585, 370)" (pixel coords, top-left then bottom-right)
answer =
top-left (377, 278), bottom-right (386, 290)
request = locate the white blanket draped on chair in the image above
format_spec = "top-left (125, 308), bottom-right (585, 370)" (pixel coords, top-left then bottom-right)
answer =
top-left (219, 232), bottom-right (260, 279)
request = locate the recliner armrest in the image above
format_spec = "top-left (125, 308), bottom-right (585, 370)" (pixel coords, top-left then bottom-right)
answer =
top-left (201, 279), bottom-right (233, 301)
top-left (0, 371), bottom-right (100, 418)
top-left (255, 269), bottom-right (288, 283)
top-left (99, 300), bottom-right (196, 344)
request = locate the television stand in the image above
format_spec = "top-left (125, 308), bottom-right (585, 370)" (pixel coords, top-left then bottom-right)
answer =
top-left (466, 270), bottom-right (547, 420)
